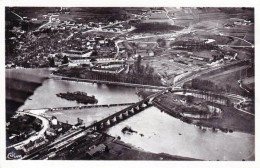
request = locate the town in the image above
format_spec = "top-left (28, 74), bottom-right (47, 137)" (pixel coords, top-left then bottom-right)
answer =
top-left (6, 7), bottom-right (255, 161)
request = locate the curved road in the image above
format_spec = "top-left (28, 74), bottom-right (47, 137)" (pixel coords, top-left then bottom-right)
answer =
top-left (7, 112), bottom-right (50, 150)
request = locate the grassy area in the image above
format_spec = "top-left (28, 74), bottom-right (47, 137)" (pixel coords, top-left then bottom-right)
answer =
top-left (190, 61), bottom-right (254, 97)
top-left (131, 23), bottom-right (183, 33)
top-left (195, 105), bottom-right (254, 134)
top-left (242, 76), bottom-right (254, 91)
top-left (142, 50), bottom-right (207, 85)
top-left (156, 92), bottom-right (254, 134)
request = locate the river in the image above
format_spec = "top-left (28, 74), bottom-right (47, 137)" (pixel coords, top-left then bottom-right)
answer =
top-left (107, 106), bottom-right (254, 161)
top-left (8, 69), bottom-right (254, 161)
top-left (19, 78), bottom-right (141, 110)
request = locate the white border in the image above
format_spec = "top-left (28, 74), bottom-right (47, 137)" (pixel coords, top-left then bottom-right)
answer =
top-left (0, 0), bottom-right (259, 168)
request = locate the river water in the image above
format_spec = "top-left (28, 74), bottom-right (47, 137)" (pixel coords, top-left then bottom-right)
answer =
top-left (19, 78), bottom-right (141, 110)
top-left (9, 69), bottom-right (255, 161)
top-left (107, 107), bottom-right (254, 161)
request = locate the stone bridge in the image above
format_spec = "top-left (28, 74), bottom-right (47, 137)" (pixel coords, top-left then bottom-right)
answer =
top-left (86, 88), bottom-right (170, 131)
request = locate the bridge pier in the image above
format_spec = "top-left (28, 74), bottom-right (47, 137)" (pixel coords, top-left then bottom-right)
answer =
top-left (95, 123), bottom-right (102, 131)
top-left (116, 115), bottom-right (123, 121)
top-left (105, 120), bottom-right (111, 127)
top-left (129, 109), bottom-right (135, 114)
top-left (122, 112), bottom-right (128, 118)
top-left (110, 119), bottom-right (116, 126)
top-left (141, 103), bottom-right (147, 108)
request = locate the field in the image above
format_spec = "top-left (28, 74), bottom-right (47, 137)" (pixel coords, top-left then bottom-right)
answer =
top-left (131, 23), bottom-right (183, 34)
top-left (142, 53), bottom-right (200, 85)
top-left (199, 64), bottom-right (253, 96)
top-left (143, 12), bottom-right (173, 24)
top-left (241, 76), bottom-right (254, 91)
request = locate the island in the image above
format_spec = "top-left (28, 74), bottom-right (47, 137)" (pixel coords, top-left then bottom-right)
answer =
top-left (56, 91), bottom-right (98, 104)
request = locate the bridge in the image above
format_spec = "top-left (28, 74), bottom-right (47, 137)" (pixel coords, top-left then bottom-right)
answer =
top-left (20, 88), bottom-right (169, 159)
top-left (19, 87), bottom-right (253, 159)
top-left (85, 88), bottom-right (170, 131)
top-left (21, 103), bottom-right (136, 113)
top-left (83, 88), bottom-right (254, 132)
top-left (49, 75), bottom-right (169, 90)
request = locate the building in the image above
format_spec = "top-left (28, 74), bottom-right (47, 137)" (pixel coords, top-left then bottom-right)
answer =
top-left (62, 50), bottom-right (92, 58)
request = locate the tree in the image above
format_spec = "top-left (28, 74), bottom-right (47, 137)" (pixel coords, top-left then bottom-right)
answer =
top-left (186, 95), bottom-right (194, 104)
top-left (136, 55), bottom-right (142, 74)
top-left (62, 56), bottom-right (69, 64)
top-left (48, 57), bottom-right (55, 67)
top-left (90, 50), bottom-right (98, 56)
top-left (157, 38), bottom-right (166, 47)
top-left (225, 84), bottom-right (232, 93)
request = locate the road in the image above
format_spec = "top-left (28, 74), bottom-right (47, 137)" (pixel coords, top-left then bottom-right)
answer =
top-left (218, 45), bottom-right (254, 48)
top-left (10, 11), bottom-right (24, 21)
top-left (114, 40), bottom-right (124, 58)
top-left (164, 7), bottom-right (175, 25)
top-left (37, 15), bottom-right (53, 30)
top-left (218, 33), bottom-right (254, 46)
top-left (223, 93), bottom-right (254, 116)
top-left (171, 59), bottom-right (254, 117)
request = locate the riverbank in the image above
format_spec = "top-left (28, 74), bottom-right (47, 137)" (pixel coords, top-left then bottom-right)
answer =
top-left (50, 74), bottom-right (168, 90)
top-left (153, 92), bottom-right (254, 135)
top-left (93, 139), bottom-right (200, 160)
top-left (107, 106), bottom-right (254, 161)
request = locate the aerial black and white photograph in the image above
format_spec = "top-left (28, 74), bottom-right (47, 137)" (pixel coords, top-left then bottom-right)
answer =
top-left (4, 6), bottom-right (256, 162)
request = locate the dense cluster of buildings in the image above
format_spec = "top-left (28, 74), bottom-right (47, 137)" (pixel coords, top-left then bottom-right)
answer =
top-left (6, 10), bottom-right (134, 69)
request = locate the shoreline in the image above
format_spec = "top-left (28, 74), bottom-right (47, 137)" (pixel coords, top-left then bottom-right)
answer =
top-left (153, 101), bottom-right (254, 135)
